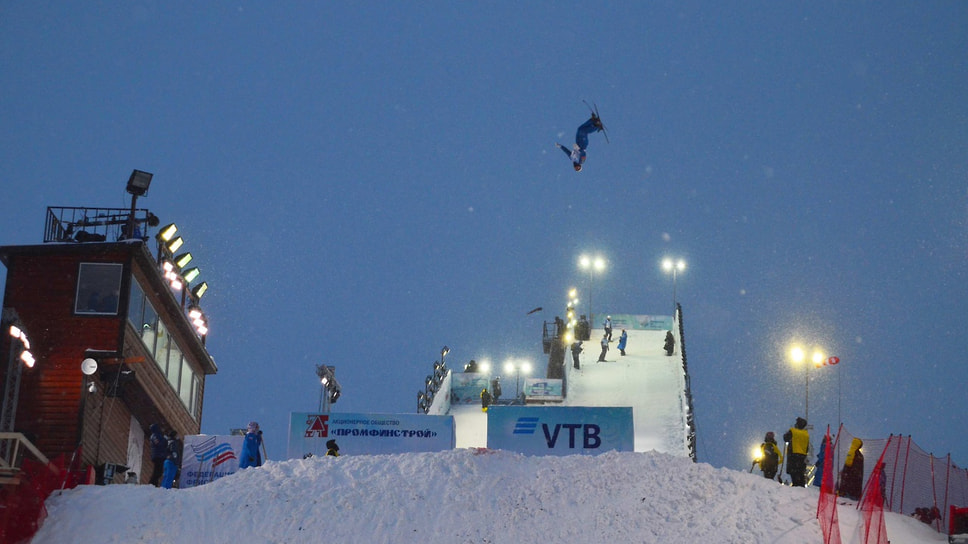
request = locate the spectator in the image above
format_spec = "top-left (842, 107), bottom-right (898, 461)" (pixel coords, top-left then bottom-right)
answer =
top-left (326, 439), bottom-right (340, 457)
top-left (758, 432), bottom-right (783, 481)
top-left (554, 316), bottom-right (566, 338)
top-left (147, 423), bottom-right (167, 487)
top-left (239, 421), bottom-right (263, 469)
top-left (617, 329), bottom-right (628, 356)
top-left (598, 334), bottom-right (609, 362)
top-left (578, 315), bottom-right (590, 340)
top-left (603, 316), bottom-right (613, 342)
top-left (812, 438), bottom-right (827, 488)
top-left (783, 417), bottom-right (810, 487)
top-left (663, 331), bottom-right (675, 356)
top-left (571, 340), bottom-right (583, 370)
top-left (838, 438), bottom-right (865, 500)
top-left (481, 387), bottom-right (492, 412)
top-left (162, 430), bottom-right (183, 489)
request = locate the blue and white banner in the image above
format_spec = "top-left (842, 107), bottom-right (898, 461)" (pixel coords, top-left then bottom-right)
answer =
top-left (449, 373), bottom-right (491, 405)
top-left (286, 412), bottom-right (455, 459)
top-left (180, 434), bottom-right (244, 488)
top-left (607, 314), bottom-right (673, 331)
top-left (486, 406), bottom-right (633, 455)
top-left (523, 378), bottom-right (563, 401)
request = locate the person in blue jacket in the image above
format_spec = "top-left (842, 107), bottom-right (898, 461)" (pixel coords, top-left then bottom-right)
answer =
top-left (556, 113), bottom-right (604, 171)
top-left (162, 430), bottom-right (182, 489)
top-left (617, 329), bottom-right (628, 356)
top-left (239, 421), bottom-right (263, 469)
top-left (148, 423), bottom-right (168, 486)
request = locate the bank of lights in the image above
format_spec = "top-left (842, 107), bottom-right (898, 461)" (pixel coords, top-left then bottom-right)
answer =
top-left (8, 324), bottom-right (35, 368)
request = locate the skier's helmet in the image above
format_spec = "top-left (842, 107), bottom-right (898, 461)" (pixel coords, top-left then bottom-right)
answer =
top-left (247, 421), bottom-right (260, 433)
top-left (573, 163), bottom-right (582, 171)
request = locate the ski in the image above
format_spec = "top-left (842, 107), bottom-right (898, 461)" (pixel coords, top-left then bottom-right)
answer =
top-left (583, 100), bottom-right (610, 143)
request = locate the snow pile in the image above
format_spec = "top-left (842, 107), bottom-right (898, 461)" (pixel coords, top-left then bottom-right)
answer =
top-left (31, 449), bottom-right (945, 544)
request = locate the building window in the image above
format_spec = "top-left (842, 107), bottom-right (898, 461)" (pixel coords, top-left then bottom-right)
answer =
top-left (75, 262), bottom-right (123, 315)
top-left (127, 276), bottom-right (201, 421)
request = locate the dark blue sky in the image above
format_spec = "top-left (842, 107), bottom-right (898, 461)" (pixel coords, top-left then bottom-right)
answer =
top-left (1, 3), bottom-right (965, 470)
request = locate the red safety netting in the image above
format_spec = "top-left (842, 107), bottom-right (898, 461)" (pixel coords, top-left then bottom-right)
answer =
top-left (859, 457), bottom-right (889, 544)
top-left (831, 426), bottom-right (968, 536)
top-left (816, 427), bottom-right (842, 544)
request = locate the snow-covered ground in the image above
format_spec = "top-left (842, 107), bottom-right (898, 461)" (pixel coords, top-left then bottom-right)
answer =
top-left (32, 449), bottom-right (946, 544)
top-left (24, 327), bottom-right (951, 542)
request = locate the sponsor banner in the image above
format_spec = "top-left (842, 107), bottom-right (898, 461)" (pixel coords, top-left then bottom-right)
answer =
top-left (287, 412), bottom-right (455, 459)
top-left (449, 373), bottom-right (491, 405)
top-left (181, 434), bottom-right (244, 488)
top-left (487, 406), bottom-right (633, 456)
top-left (523, 378), bottom-right (563, 401)
top-left (606, 314), bottom-right (673, 331)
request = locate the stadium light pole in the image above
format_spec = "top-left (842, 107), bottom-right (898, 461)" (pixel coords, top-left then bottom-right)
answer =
top-left (578, 255), bottom-right (606, 325)
top-left (661, 258), bottom-right (686, 313)
top-left (788, 345), bottom-right (824, 423)
top-left (503, 359), bottom-right (532, 403)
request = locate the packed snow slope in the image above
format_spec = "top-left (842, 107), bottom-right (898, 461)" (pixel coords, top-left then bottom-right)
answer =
top-left (444, 328), bottom-right (690, 455)
top-left (564, 328), bottom-right (690, 455)
top-left (32, 449), bottom-right (945, 544)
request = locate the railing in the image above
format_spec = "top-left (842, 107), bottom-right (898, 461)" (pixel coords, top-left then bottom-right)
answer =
top-left (44, 206), bottom-right (156, 244)
top-left (0, 432), bottom-right (52, 485)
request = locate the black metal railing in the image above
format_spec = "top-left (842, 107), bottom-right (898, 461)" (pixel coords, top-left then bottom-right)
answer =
top-left (44, 206), bottom-right (156, 244)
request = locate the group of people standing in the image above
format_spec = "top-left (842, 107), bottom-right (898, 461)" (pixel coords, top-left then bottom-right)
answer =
top-left (568, 316), bottom-right (678, 369)
top-left (148, 423), bottom-right (183, 489)
top-left (755, 417), bottom-right (865, 500)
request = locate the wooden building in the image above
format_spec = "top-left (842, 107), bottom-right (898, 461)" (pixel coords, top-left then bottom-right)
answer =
top-left (0, 206), bottom-right (217, 483)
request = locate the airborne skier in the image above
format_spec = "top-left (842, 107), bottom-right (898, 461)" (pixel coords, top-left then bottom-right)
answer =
top-left (556, 103), bottom-right (607, 171)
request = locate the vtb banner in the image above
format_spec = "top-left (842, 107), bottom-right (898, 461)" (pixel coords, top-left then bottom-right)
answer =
top-left (287, 412), bottom-right (455, 459)
top-left (486, 406), bottom-right (634, 455)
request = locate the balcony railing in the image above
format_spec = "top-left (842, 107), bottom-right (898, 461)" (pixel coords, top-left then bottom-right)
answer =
top-left (44, 206), bottom-right (156, 244)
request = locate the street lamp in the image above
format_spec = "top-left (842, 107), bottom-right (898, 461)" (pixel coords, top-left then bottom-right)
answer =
top-left (661, 258), bottom-right (686, 312)
top-left (503, 359), bottom-right (532, 402)
top-left (578, 254), bottom-right (606, 325)
top-left (788, 344), bottom-right (824, 422)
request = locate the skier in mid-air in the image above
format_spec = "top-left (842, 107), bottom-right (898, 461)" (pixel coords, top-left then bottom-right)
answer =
top-left (556, 108), bottom-right (606, 171)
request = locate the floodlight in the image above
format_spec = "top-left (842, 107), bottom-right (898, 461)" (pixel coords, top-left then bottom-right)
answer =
top-left (479, 361), bottom-right (491, 374)
top-left (166, 236), bottom-right (184, 253)
top-left (20, 351), bottom-right (35, 368)
top-left (173, 252), bottom-right (193, 269)
top-left (188, 307), bottom-right (203, 320)
top-left (126, 170), bottom-right (154, 196)
top-left (191, 282), bottom-right (208, 300)
top-left (504, 361), bottom-right (514, 374)
top-left (181, 267), bottom-right (200, 283)
top-left (157, 223), bottom-right (178, 242)
top-left (9, 325), bottom-right (22, 338)
top-left (811, 350), bottom-right (825, 367)
top-left (521, 362), bottom-right (532, 374)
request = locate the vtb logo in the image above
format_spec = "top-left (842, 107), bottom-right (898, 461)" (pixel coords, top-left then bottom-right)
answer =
top-left (512, 417), bottom-right (601, 449)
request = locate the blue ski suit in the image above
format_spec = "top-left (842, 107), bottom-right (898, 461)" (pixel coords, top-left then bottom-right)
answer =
top-left (557, 116), bottom-right (602, 169)
top-left (239, 431), bottom-right (263, 469)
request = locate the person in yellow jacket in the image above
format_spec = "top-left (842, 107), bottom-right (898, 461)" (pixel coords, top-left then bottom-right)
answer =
top-left (758, 432), bottom-right (784, 481)
top-left (481, 388), bottom-right (493, 412)
top-left (838, 438), bottom-right (865, 500)
top-left (783, 417), bottom-right (810, 487)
